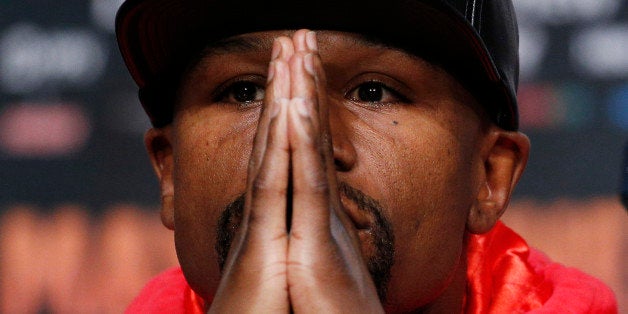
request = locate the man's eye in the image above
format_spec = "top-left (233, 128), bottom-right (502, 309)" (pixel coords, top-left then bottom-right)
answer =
top-left (219, 81), bottom-right (265, 104)
top-left (347, 81), bottom-right (402, 104)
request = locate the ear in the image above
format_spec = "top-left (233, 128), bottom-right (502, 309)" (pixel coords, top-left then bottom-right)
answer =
top-left (145, 127), bottom-right (175, 230)
top-left (467, 129), bottom-right (530, 234)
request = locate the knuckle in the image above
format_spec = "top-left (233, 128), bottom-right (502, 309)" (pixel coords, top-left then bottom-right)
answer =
top-left (251, 174), bottom-right (278, 195)
top-left (294, 178), bottom-right (330, 196)
top-left (310, 180), bottom-right (330, 194)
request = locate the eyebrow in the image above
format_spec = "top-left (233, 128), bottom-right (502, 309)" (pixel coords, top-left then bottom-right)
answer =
top-left (201, 35), bottom-right (275, 56)
top-left (182, 35), bottom-right (275, 80)
top-left (197, 31), bottom-right (390, 59)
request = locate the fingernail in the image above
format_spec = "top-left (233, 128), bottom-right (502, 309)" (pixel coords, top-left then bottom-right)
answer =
top-left (267, 61), bottom-right (275, 83)
top-left (271, 39), bottom-right (282, 60)
top-left (293, 97), bottom-right (310, 117)
top-left (306, 31), bottom-right (318, 51)
top-left (304, 53), bottom-right (315, 76)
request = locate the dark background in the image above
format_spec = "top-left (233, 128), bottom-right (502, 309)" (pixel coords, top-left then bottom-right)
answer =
top-left (1, 0), bottom-right (627, 211)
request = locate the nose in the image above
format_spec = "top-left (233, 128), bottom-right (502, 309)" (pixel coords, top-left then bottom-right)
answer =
top-left (329, 106), bottom-right (357, 172)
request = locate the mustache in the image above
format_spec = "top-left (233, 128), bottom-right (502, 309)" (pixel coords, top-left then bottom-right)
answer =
top-left (215, 182), bottom-right (394, 302)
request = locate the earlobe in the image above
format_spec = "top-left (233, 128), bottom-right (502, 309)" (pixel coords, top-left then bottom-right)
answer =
top-left (145, 127), bottom-right (175, 230)
top-left (467, 129), bottom-right (530, 234)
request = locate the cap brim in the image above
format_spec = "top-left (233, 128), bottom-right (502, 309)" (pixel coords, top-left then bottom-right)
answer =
top-left (116, 0), bottom-right (517, 129)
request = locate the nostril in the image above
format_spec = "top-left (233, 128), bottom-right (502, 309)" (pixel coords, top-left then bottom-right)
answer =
top-left (333, 144), bottom-right (356, 172)
top-left (334, 158), bottom-right (349, 171)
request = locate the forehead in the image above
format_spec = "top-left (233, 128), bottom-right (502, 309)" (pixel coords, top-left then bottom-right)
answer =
top-left (195, 31), bottom-right (438, 71)
top-left (200, 30), bottom-right (389, 56)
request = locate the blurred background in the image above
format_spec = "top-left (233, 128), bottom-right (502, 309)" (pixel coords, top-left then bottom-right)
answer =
top-left (0, 0), bottom-right (626, 312)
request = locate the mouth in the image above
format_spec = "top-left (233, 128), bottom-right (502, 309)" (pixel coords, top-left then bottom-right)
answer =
top-left (216, 187), bottom-right (394, 302)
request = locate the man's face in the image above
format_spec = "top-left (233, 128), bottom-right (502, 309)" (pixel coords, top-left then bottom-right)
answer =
top-left (165, 30), bottom-right (489, 310)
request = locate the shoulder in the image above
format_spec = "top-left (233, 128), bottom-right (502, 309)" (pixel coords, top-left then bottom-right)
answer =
top-left (527, 248), bottom-right (618, 313)
top-left (467, 222), bottom-right (618, 313)
top-left (125, 267), bottom-right (205, 314)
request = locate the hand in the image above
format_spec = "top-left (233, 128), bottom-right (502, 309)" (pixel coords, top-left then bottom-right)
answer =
top-left (207, 33), bottom-right (293, 313)
top-left (284, 30), bottom-right (382, 313)
top-left (209, 30), bottom-right (383, 313)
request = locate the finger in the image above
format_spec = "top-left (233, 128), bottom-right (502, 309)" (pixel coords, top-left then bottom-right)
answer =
top-left (213, 92), bottom-right (291, 312)
top-left (268, 37), bottom-right (294, 100)
top-left (247, 38), bottom-right (293, 177)
top-left (289, 31), bottom-right (342, 236)
top-left (305, 49), bottom-right (355, 230)
top-left (288, 97), bottom-right (330, 237)
top-left (289, 32), bottom-right (322, 147)
top-left (290, 30), bottom-right (318, 104)
top-left (209, 36), bottom-right (294, 314)
top-left (292, 29), bottom-right (311, 53)
top-left (302, 33), bottom-right (342, 213)
top-left (288, 52), bottom-right (332, 236)
top-left (247, 96), bottom-right (290, 237)
top-left (290, 53), bottom-right (319, 121)
top-left (244, 38), bottom-right (294, 236)
top-left (277, 36), bottom-right (295, 61)
top-left (292, 31), bottom-right (333, 172)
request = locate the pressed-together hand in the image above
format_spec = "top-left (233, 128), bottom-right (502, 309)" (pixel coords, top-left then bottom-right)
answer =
top-left (208, 30), bottom-right (384, 313)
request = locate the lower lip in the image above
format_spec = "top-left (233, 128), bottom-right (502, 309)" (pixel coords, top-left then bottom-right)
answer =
top-left (356, 228), bottom-right (377, 257)
top-left (357, 227), bottom-right (373, 243)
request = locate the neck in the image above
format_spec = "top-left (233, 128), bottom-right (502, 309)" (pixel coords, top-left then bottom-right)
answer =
top-left (414, 260), bottom-right (467, 313)
top-left (395, 248), bottom-right (468, 314)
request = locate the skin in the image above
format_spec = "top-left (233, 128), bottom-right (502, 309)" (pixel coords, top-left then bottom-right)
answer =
top-left (145, 30), bottom-right (530, 312)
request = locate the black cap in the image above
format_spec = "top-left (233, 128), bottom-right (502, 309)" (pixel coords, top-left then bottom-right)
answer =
top-left (116, 0), bottom-right (520, 130)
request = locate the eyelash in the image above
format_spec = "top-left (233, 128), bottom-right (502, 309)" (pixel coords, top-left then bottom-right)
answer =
top-left (212, 76), bottom-right (266, 108)
top-left (346, 80), bottom-right (410, 107)
top-left (212, 77), bottom-right (410, 108)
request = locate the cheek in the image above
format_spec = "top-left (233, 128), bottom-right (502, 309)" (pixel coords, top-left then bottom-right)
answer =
top-left (353, 117), bottom-right (476, 308)
top-left (174, 112), bottom-right (255, 217)
top-left (171, 109), bottom-right (258, 298)
top-left (391, 150), bottom-right (471, 307)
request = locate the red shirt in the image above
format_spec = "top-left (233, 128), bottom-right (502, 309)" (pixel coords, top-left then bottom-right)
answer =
top-left (126, 222), bottom-right (617, 313)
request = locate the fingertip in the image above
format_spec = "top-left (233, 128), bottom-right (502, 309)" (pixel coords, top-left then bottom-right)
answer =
top-left (276, 37), bottom-right (295, 60)
top-left (306, 31), bottom-right (318, 52)
top-left (293, 29), bottom-right (311, 52)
